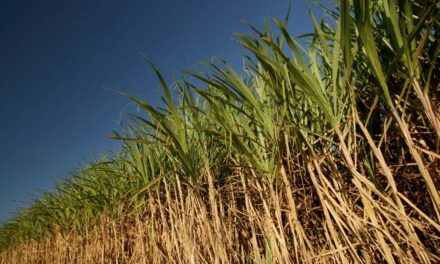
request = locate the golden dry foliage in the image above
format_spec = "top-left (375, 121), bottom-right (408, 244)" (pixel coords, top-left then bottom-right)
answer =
top-left (2, 164), bottom-right (440, 263)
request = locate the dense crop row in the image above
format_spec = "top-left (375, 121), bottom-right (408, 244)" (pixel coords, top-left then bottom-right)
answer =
top-left (1, 0), bottom-right (440, 262)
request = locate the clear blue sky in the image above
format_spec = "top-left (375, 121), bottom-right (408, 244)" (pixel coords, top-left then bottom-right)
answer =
top-left (0, 0), bottom-right (319, 222)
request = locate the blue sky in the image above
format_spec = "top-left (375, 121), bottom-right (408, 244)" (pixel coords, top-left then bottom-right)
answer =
top-left (0, 0), bottom-right (319, 222)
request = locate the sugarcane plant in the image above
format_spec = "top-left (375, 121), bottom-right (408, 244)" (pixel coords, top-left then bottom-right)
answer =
top-left (1, 0), bottom-right (439, 262)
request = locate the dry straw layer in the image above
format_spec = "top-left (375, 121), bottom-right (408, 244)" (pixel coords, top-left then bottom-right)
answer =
top-left (1, 0), bottom-right (440, 263)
